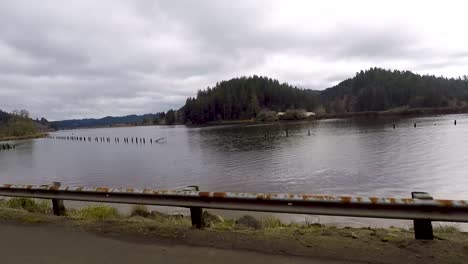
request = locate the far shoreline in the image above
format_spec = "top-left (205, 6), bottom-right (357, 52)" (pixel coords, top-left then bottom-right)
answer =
top-left (190, 106), bottom-right (468, 127)
top-left (0, 133), bottom-right (48, 143)
top-left (51, 106), bottom-right (468, 131)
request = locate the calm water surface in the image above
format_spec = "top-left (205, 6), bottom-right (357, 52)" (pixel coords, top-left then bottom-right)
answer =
top-left (1, 114), bottom-right (467, 227)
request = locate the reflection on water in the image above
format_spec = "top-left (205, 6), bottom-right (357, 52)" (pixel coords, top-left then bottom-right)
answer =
top-left (1, 114), bottom-right (468, 228)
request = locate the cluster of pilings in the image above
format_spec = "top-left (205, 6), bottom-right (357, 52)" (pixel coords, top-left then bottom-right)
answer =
top-left (279, 119), bottom-right (459, 137)
top-left (399, 119), bottom-right (457, 129)
top-left (1, 143), bottom-right (15, 150)
top-left (46, 135), bottom-right (165, 144)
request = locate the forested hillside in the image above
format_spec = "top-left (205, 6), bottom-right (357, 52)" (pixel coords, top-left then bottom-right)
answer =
top-left (321, 68), bottom-right (468, 113)
top-left (180, 69), bottom-right (468, 123)
top-left (0, 109), bottom-right (38, 138)
top-left (181, 76), bottom-right (319, 124)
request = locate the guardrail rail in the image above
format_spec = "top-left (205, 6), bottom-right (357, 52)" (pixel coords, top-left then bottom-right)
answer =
top-left (1, 183), bottom-right (468, 240)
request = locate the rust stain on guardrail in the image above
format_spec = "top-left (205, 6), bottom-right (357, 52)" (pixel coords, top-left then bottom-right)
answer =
top-left (437, 200), bottom-right (453, 207)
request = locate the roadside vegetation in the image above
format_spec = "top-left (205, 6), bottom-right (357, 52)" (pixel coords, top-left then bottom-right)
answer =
top-left (69, 205), bottom-right (120, 220)
top-left (0, 198), bottom-right (465, 238)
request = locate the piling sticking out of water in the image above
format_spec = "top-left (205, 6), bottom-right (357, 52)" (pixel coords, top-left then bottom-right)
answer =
top-left (1, 143), bottom-right (15, 150)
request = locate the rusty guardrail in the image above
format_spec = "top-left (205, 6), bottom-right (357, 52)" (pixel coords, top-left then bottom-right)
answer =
top-left (0, 183), bottom-right (467, 239)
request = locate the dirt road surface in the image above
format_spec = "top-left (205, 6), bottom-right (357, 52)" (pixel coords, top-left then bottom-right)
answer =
top-left (0, 223), bottom-right (352, 264)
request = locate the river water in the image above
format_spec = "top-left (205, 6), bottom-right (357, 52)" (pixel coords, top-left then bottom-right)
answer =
top-left (1, 114), bottom-right (467, 228)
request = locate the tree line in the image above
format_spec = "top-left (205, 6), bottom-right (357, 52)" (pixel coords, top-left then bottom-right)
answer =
top-left (0, 109), bottom-right (38, 138)
top-left (321, 68), bottom-right (468, 113)
top-left (179, 68), bottom-right (468, 124)
top-left (50, 67), bottom-right (468, 127)
top-left (181, 75), bottom-right (319, 124)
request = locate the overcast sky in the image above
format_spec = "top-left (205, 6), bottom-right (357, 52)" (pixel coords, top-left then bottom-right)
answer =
top-left (1, 0), bottom-right (467, 120)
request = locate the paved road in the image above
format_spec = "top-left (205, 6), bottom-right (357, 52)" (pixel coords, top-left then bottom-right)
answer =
top-left (0, 224), bottom-right (350, 264)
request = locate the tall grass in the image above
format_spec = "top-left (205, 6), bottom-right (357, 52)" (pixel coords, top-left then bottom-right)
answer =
top-left (6, 198), bottom-right (50, 213)
top-left (72, 205), bottom-right (119, 220)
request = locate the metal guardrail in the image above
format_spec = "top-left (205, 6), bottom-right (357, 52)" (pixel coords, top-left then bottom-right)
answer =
top-left (1, 183), bottom-right (467, 239)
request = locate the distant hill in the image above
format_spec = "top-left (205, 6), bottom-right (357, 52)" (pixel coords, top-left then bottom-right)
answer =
top-left (52, 113), bottom-right (164, 129)
top-left (180, 69), bottom-right (468, 123)
top-left (320, 68), bottom-right (468, 113)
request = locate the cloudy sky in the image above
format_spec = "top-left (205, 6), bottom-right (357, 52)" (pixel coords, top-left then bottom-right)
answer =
top-left (0, 0), bottom-right (467, 120)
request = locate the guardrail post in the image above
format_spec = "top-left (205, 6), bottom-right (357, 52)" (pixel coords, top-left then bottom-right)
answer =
top-left (412, 192), bottom-right (433, 240)
top-left (190, 207), bottom-right (203, 228)
top-left (186, 185), bottom-right (204, 228)
top-left (52, 182), bottom-right (66, 216)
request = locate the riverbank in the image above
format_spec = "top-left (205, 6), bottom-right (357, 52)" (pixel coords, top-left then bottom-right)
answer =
top-left (0, 132), bottom-right (48, 142)
top-left (50, 106), bottom-right (468, 131)
top-left (315, 106), bottom-right (468, 120)
top-left (0, 198), bottom-right (467, 263)
top-left (188, 106), bottom-right (468, 127)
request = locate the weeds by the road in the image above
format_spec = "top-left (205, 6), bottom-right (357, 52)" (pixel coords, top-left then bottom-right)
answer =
top-left (434, 223), bottom-right (461, 233)
top-left (6, 198), bottom-right (50, 214)
top-left (70, 205), bottom-right (120, 220)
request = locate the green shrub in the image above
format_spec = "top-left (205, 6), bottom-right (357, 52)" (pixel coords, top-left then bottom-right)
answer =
top-left (262, 217), bottom-right (283, 228)
top-left (6, 198), bottom-right (50, 213)
top-left (74, 205), bottom-right (119, 220)
top-left (256, 110), bottom-right (278, 122)
top-left (434, 224), bottom-right (460, 233)
top-left (130, 205), bottom-right (150, 218)
top-left (279, 109), bottom-right (307, 120)
top-left (235, 215), bottom-right (262, 229)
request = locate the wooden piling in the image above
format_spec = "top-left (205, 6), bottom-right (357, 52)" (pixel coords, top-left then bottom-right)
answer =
top-left (308, 130), bottom-right (311, 136)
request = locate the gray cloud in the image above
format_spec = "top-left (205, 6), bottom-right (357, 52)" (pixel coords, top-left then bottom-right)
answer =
top-left (0, 0), bottom-right (467, 120)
